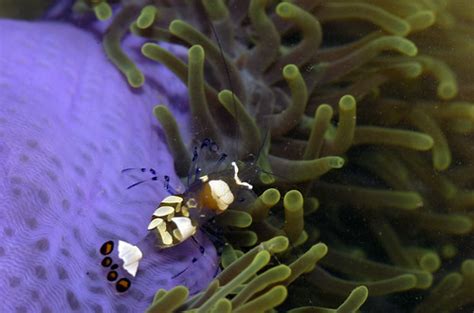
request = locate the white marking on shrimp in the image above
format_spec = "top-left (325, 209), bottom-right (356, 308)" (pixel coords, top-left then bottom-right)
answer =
top-left (231, 161), bottom-right (253, 189)
top-left (117, 240), bottom-right (143, 277)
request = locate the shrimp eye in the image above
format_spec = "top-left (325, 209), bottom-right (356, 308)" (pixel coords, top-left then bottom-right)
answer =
top-left (100, 241), bottom-right (114, 255)
top-left (116, 278), bottom-right (131, 293)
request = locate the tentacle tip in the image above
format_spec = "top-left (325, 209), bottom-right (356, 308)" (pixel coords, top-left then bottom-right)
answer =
top-left (433, 154), bottom-right (451, 171)
top-left (330, 157), bottom-right (345, 168)
top-left (259, 172), bottom-right (275, 185)
top-left (189, 44), bottom-right (205, 59)
top-left (461, 259), bottom-right (474, 276)
top-left (396, 23), bottom-right (411, 37)
top-left (400, 40), bottom-right (418, 56)
top-left (127, 69), bottom-right (145, 88)
top-left (419, 253), bottom-right (441, 272)
top-left (169, 19), bottom-right (186, 34)
top-left (141, 42), bottom-right (154, 55)
top-left (339, 95), bottom-right (356, 110)
top-left (93, 2), bottom-right (112, 21)
top-left (137, 5), bottom-right (157, 29)
top-left (262, 188), bottom-right (281, 205)
top-left (283, 64), bottom-right (300, 79)
top-left (217, 89), bottom-right (232, 102)
top-left (153, 104), bottom-right (168, 120)
top-left (351, 285), bottom-right (369, 303)
top-left (438, 82), bottom-right (458, 100)
top-left (275, 2), bottom-right (294, 18)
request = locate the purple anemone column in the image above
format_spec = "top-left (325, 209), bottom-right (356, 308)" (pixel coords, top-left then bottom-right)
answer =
top-left (0, 19), bottom-right (217, 313)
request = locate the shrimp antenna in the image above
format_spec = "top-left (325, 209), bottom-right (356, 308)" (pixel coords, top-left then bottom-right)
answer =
top-left (121, 168), bottom-right (178, 194)
top-left (204, 12), bottom-right (241, 161)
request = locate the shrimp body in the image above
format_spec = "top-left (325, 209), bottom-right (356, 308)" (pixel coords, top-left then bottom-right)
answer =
top-left (99, 161), bottom-right (252, 292)
top-left (149, 161), bottom-right (252, 248)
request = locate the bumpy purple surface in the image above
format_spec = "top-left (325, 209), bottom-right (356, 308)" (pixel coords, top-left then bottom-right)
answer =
top-left (0, 19), bottom-right (217, 312)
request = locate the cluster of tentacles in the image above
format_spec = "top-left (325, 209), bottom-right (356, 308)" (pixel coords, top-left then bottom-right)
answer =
top-left (67, 0), bottom-right (474, 312)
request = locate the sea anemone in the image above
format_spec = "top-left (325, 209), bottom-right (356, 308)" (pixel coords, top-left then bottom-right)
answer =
top-left (2, 0), bottom-right (474, 312)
